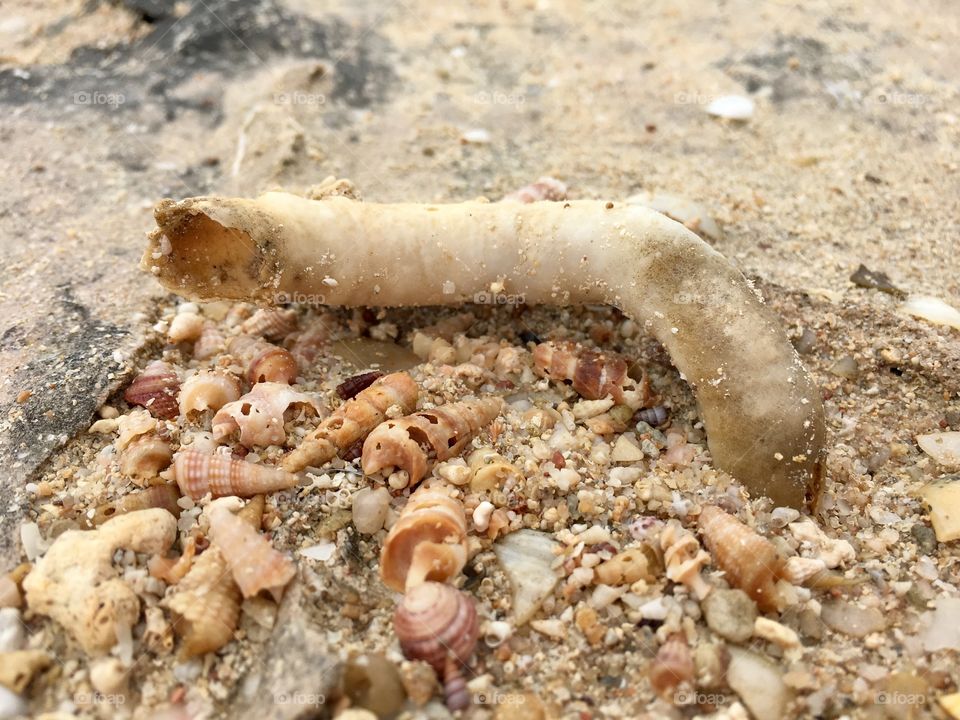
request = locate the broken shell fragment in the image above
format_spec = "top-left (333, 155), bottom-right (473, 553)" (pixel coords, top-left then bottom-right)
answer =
top-left (901, 296), bottom-right (960, 331)
top-left (212, 382), bottom-right (324, 447)
top-left (698, 506), bottom-right (787, 613)
top-left (467, 448), bottom-right (523, 491)
top-left (179, 370), bottom-right (242, 416)
top-left (118, 434), bottom-right (173, 480)
top-left (363, 397), bottom-right (504, 487)
top-left (123, 360), bottom-right (181, 420)
top-left (380, 487), bottom-right (468, 592)
top-left (169, 450), bottom-right (299, 499)
top-left (0, 649), bottom-right (51, 694)
top-left (661, 520), bottom-right (712, 600)
top-left (917, 433), bottom-right (960, 470)
top-left (920, 475), bottom-right (960, 542)
top-left (492, 529), bottom-right (561, 625)
top-left (533, 341), bottom-right (652, 408)
top-left (726, 647), bottom-right (789, 720)
top-left (394, 581), bottom-right (479, 675)
top-left (594, 547), bottom-right (656, 586)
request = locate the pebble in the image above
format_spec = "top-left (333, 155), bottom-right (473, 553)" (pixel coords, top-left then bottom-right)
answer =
top-left (351, 487), bottom-right (391, 534)
top-left (89, 657), bottom-right (127, 696)
top-left (919, 475), bottom-right (960, 541)
top-left (820, 600), bottom-right (886, 637)
top-left (830, 355), bottom-right (859, 380)
top-left (726, 647), bottom-right (787, 720)
top-left (706, 95), bottom-right (755, 120)
top-left (0, 609), bottom-right (24, 653)
top-left (911, 523), bottom-right (939, 553)
top-left (703, 589), bottom-right (757, 643)
top-left (754, 617), bottom-right (800, 648)
top-left (0, 686), bottom-right (26, 720)
top-left (917, 432), bottom-right (960, 469)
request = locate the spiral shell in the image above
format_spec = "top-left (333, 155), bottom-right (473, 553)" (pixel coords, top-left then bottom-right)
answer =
top-left (533, 341), bottom-right (652, 407)
top-left (393, 581), bottom-right (479, 675)
top-left (380, 487), bottom-right (468, 592)
top-left (228, 336), bottom-right (298, 385)
top-left (92, 482), bottom-right (181, 527)
top-left (503, 176), bottom-right (567, 203)
top-left (149, 536), bottom-right (196, 584)
top-left (116, 409), bottom-right (157, 450)
top-left (289, 314), bottom-right (336, 370)
top-left (362, 397), bottom-right (504, 488)
top-left (636, 405), bottom-right (669, 427)
top-left (661, 520), bottom-right (712, 600)
top-left (698, 505), bottom-right (787, 613)
top-left (649, 633), bottom-right (695, 698)
top-left (169, 450), bottom-right (299, 500)
top-left (336, 371), bottom-right (384, 400)
top-left (207, 498), bottom-right (295, 600)
top-left (193, 322), bottom-right (226, 360)
top-left (443, 655), bottom-right (470, 711)
top-left (124, 360), bottom-right (181, 420)
top-left (167, 308), bottom-right (204, 344)
top-left (212, 382), bottom-right (324, 447)
top-left (118, 434), bottom-right (173, 480)
top-left (283, 372), bottom-right (419, 473)
top-left (467, 448), bottom-right (522, 491)
top-left (179, 370), bottom-right (242, 416)
top-left (240, 308), bottom-right (298, 341)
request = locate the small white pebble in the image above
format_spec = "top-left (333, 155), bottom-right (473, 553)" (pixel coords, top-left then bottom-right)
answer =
top-left (473, 501), bottom-right (495, 532)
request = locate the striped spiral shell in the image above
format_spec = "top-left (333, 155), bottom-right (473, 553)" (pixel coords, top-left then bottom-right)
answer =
top-left (170, 450), bottom-right (298, 500)
top-left (193, 322), bottom-right (225, 360)
top-left (227, 336), bottom-right (298, 385)
top-left (240, 308), bottom-right (299, 341)
top-left (124, 360), bottom-right (181, 420)
top-left (636, 405), bottom-right (669, 427)
top-left (179, 370), bottom-right (242, 415)
top-left (380, 487), bottom-right (468, 592)
top-left (394, 581), bottom-right (479, 675)
top-left (443, 655), bottom-right (470, 711)
top-left (698, 505), bottom-right (787, 613)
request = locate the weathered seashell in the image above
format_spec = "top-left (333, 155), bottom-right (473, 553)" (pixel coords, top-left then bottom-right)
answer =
top-left (212, 382), bottom-right (324, 447)
top-left (240, 308), bottom-right (298, 341)
top-left (661, 520), bottom-right (712, 600)
top-left (123, 360), bottom-right (181, 420)
top-left (649, 633), bottom-right (694, 698)
top-left (411, 332), bottom-right (456, 364)
top-left (380, 487), bottom-right (468, 592)
top-left (336, 371), bottom-right (383, 400)
top-left (636, 405), bottom-right (669, 427)
top-left (901, 296), bottom-right (960, 331)
top-left (167, 309), bottom-right (204, 344)
top-left (698, 506), bottom-right (786, 613)
top-left (467, 448), bottom-right (522, 491)
top-left (169, 450), bottom-right (299, 499)
top-left (118, 434), bottom-right (173, 480)
top-left (352, 486), bottom-right (391, 534)
top-left (283, 372), bottom-right (419, 473)
top-left (394, 582), bottom-right (479, 675)
top-left (149, 536), bottom-right (196, 585)
top-left (92, 482), bottom-right (181, 527)
top-left (533, 341), bottom-right (652, 407)
top-left (917, 433), bottom-right (960, 470)
top-left (0, 649), bottom-right (51, 693)
top-left (453, 335), bottom-right (500, 369)
top-left (142, 605), bottom-right (174, 655)
top-left (363, 397), bottom-right (504, 487)
top-left (0, 565), bottom-right (30, 609)
top-left (22, 509), bottom-right (176, 654)
top-left (920, 475), bottom-right (960, 542)
top-left (163, 546), bottom-right (241, 658)
top-left (288, 313), bottom-right (338, 370)
top-left (443, 655), bottom-right (470, 711)
top-left (179, 370), bottom-right (242, 416)
top-left (492, 529), bottom-right (561, 625)
top-left (207, 498), bottom-right (295, 600)
top-left (503, 176), bottom-right (567, 203)
top-left (193, 321), bottom-right (226, 360)
top-left (228, 335), bottom-right (298, 385)
top-left (594, 546), bottom-right (657, 586)
top-left (115, 409), bottom-right (158, 451)
top-left (726, 647), bottom-right (789, 720)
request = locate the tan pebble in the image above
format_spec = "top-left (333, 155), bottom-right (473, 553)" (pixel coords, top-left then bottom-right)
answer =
top-left (493, 692), bottom-right (548, 720)
top-left (754, 617), bottom-right (800, 648)
top-left (529, 619), bottom-right (566, 639)
top-left (594, 547), bottom-right (654, 585)
top-left (782, 670), bottom-right (817, 690)
top-left (939, 692), bottom-right (960, 719)
top-left (89, 657), bottom-right (127, 696)
top-left (399, 660), bottom-right (437, 707)
top-left (351, 487), bottom-right (390, 534)
top-left (575, 606), bottom-right (604, 646)
top-left (15, 390), bottom-right (31, 404)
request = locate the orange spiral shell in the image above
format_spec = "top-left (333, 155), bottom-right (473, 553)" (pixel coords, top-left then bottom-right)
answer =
top-left (124, 360), bottom-right (181, 420)
top-left (240, 308), bottom-right (299, 341)
top-left (698, 505), bottom-right (786, 613)
top-left (228, 336), bottom-right (298, 385)
top-left (171, 450), bottom-right (298, 500)
top-left (393, 582), bottom-right (479, 675)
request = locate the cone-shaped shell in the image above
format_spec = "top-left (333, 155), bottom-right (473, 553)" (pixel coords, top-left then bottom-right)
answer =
top-left (124, 360), bottom-right (181, 419)
top-left (240, 308), bottom-right (298, 341)
top-left (170, 450), bottom-right (298, 499)
top-left (394, 582), bottom-right (479, 675)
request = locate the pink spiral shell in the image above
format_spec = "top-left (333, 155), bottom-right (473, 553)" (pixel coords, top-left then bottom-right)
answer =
top-left (170, 450), bottom-right (298, 500)
top-left (393, 582), bottom-right (479, 675)
top-left (124, 360), bottom-right (181, 420)
top-left (240, 308), bottom-right (299, 341)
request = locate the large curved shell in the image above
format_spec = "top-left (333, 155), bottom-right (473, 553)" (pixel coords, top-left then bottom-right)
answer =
top-left (380, 487), bottom-right (468, 592)
top-left (362, 397), bottom-right (504, 487)
top-left (282, 372), bottom-right (419, 472)
top-left (698, 505), bottom-right (786, 613)
top-left (169, 450), bottom-right (298, 499)
top-left (212, 382), bottom-right (324, 447)
top-left (179, 370), bottom-right (242, 415)
top-left (124, 360), bottom-right (181, 420)
top-left (393, 581), bottom-right (479, 675)
top-left (227, 336), bottom-right (298, 385)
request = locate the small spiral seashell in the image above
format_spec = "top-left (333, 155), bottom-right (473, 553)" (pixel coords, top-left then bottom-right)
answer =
top-left (118, 434), bottom-right (174, 481)
top-left (636, 405), bottom-right (669, 427)
top-left (698, 505), bottom-right (787, 613)
top-left (148, 535), bottom-right (196, 584)
top-left (167, 308), bottom-right (204, 344)
top-left (443, 655), bottom-right (470, 711)
top-left (179, 370), bottom-right (242, 416)
top-left (503, 176), bottom-right (567, 203)
top-left (661, 520), bottom-right (712, 600)
top-left (362, 397), bottom-right (504, 488)
top-left (394, 582), bottom-right (479, 675)
top-left (212, 382), bottom-right (324, 447)
top-left (193, 322), bottom-right (226, 360)
top-left (289, 314), bottom-right (336, 370)
top-left (92, 482), bottom-right (181, 527)
top-left (169, 450), bottom-right (299, 500)
top-left (380, 487), bottom-right (468, 592)
top-left (240, 308), bottom-right (299, 341)
top-left (336, 371), bottom-right (383, 400)
top-left (649, 633), bottom-right (695, 698)
top-left (228, 336), bottom-right (298, 385)
top-left (467, 447), bottom-right (522, 491)
top-left (124, 360), bottom-right (181, 420)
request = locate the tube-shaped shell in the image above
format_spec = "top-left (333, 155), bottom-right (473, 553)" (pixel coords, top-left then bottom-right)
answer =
top-left (193, 322), bottom-right (225, 360)
top-left (362, 397), bottom-right (504, 488)
top-left (661, 520), bottom-right (712, 600)
top-left (240, 308), bottom-right (298, 341)
top-left (169, 450), bottom-right (298, 500)
top-left (698, 506), bottom-right (786, 613)
top-left (212, 382), bottom-right (324, 447)
top-left (394, 581), bottom-right (479, 675)
top-left (207, 498), bottom-right (295, 600)
top-left (380, 487), bottom-right (468, 592)
top-left (124, 360), bottom-right (181, 420)
top-left (467, 448), bottom-right (522, 491)
top-left (228, 335), bottom-right (298, 385)
top-left (179, 370), bottom-right (242, 415)
top-left (92, 483), bottom-right (181, 527)
top-left (118, 434), bottom-right (173, 480)
top-left (282, 372), bottom-right (419, 473)
top-left (649, 633), bottom-right (695, 698)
